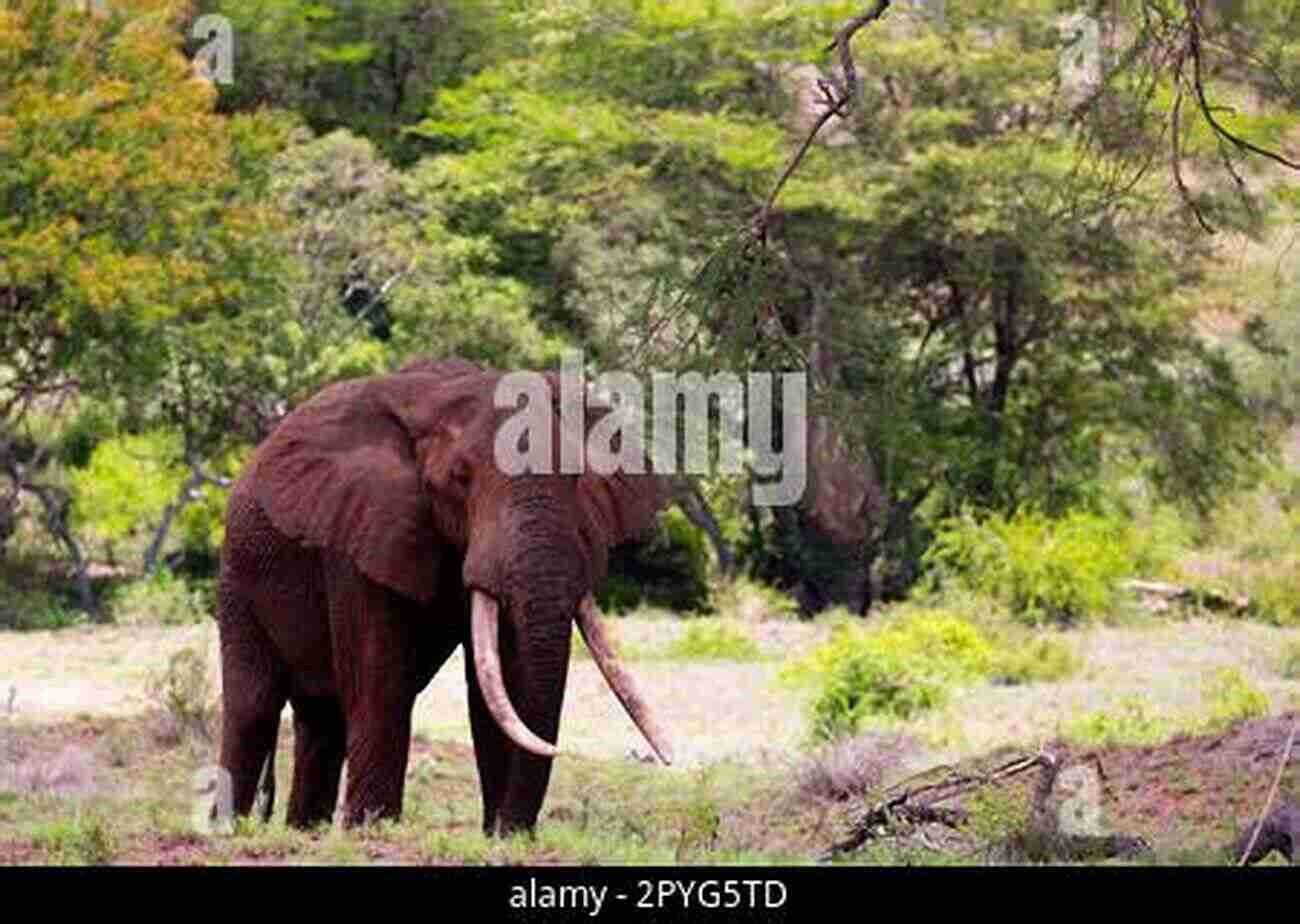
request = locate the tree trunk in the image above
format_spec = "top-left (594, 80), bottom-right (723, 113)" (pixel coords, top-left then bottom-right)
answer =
top-left (672, 481), bottom-right (736, 579)
top-left (143, 467), bottom-right (205, 575)
top-left (25, 482), bottom-right (97, 618)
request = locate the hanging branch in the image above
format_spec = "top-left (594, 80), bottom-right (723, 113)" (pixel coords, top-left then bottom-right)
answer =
top-left (1182, 0), bottom-right (1300, 172)
top-left (753, 0), bottom-right (892, 245)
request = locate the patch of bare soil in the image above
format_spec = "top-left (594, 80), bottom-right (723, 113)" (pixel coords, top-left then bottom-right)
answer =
top-left (0, 715), bottom-right (111, 798)
top-left (1058, 712), bottom-right (1300, 855)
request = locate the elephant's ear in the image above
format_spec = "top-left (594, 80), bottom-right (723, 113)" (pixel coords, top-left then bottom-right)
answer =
top-left (575, 397), bottom-right (672, 552)
top-left (248, 360), bottom-right (482, 602)
top-left (578, 469), bottom-right (671, 549)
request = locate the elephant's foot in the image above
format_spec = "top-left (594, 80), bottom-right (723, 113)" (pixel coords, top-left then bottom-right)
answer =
top-left (285, 697), bottom-right (346, 829)
top-left (340, 719), bottom-right (413, 827)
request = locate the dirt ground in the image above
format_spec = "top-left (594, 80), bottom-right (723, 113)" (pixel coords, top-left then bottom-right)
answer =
top-left (1060, 711), bottom-right (1300, 855)
top-left (1, 616), bottom-right (1298, 864)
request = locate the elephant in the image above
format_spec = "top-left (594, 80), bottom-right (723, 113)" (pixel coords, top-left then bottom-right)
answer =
top-left (215, 356), bottom-right (674, 835)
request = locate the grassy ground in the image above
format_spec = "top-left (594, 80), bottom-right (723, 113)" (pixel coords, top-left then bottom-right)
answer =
top-left (0, 614), bottom-right (1297, 865)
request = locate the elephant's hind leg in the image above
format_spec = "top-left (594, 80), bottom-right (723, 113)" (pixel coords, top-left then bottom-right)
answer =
top-left (217, 594), bottom-right (288, 820)
top-left (286, 696), bottom-right (346, 829)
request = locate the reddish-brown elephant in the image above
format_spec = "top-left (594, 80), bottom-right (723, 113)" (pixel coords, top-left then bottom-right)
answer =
top-left (216, 356), bottom-right (673, 835)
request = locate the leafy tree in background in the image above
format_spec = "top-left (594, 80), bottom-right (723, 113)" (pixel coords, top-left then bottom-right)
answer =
top-left (0, 0), bottom-right (288, 608)
top-left (413, 0), bottom-right (1295, 612)
top-left (198, 0), bottom-right (499, 163)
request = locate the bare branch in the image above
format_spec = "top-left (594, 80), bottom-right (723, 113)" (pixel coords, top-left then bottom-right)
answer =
top-left (754, 0), bottom-right (892, 244)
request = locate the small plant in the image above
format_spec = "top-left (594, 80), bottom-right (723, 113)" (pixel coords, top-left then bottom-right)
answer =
top-left (661, 769), bottom-right (721, 861)
top-left (989, 635), bottom-right (1081, 685)
top-left (664, 621), bottom-right (762, 661)
top-left (1063, 697), bottom-right (1174, 747)
top-left (146, 647), bottom-right (217, 746)
top-left (965, 782), bottom-right (1031, 848)
top-left (1201, 668), bottom-right (1269, 732)
top-left (30, 809), bottom-right (118, 864)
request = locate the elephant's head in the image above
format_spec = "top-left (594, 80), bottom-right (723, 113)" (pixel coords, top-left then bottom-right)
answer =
top-left (247, 356), bottom-right (673, 779)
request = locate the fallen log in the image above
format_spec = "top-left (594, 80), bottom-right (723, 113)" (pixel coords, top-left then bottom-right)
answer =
top-left (825, 751), bottom-right (1153, 863)
top-left (1121, 579), bottom-right (1250, 616)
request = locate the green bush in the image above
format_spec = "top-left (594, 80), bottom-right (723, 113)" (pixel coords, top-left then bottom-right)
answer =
top-left (601, 508), bottom-right (712, 613)
top-left (70, 431), bottom-right (185, 547)
top-left (664, 621), bottom-right (762, 661)
top-left (989, 635), bottom-right (1081, 686)
top-left (1201, 668), bottom-right (1270, 732)
top-left (0, 583), bottom-right (83, 631)
top-left (30, 811), bottom-right (117, 865)
top-left (108, 570), bottom-right (208, 627)
top-left (926, 508), bottom-right (1141, 626)
top-left (783, 608), bottom-right (997, 741)
top-left (1063, 697), bottom-right (1175, 747)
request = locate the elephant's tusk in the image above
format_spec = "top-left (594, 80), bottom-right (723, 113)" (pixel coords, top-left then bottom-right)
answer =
top-left (576, 594), bottom-right (675, 766)
top-left (470, 590), bottom-right (561, 759)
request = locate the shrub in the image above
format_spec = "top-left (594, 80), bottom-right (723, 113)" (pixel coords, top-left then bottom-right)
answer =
top-left (0, 584), bottom-right (83, 631)
top-left (989, 635), bottom-right (1081, 686)
top-left (1064, 697), bottom-right (1174, 747)
top-left (108, 570), bottom-right (208, 626)
top-left (784, 609), bottom-right (997, 741)
top-left (792, 731), bottom-right (921, 803)
top-left (664, 621), bottom-right (762, 661)
top-left (602, 507), bottom-right (712, 613)
top-left (30, 811), bottom-right (117, 864)
top-left (926, 508), bottom-right (1140, 626)
top-left (1201, 668), bottom-right (1269, 732)
top-left (69, 431), bottom-right (184, 548)
top-left (146, 647), bottom-right (217, 746)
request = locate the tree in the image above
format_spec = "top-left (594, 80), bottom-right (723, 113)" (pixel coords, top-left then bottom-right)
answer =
top-left (0, 0), bottom-right (287, 607)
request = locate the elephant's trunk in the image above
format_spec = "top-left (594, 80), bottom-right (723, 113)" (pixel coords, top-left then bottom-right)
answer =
top-left (470, 590), bottom-right (560, 758)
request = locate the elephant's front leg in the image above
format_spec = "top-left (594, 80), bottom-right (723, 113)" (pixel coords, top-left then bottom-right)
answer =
top-left (463, 628), bottom-right (569, 836)
top-left (341, 689), bottom-right (415, 827)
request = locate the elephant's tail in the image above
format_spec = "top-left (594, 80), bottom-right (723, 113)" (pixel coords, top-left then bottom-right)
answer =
top-left (254, 742), bottom-right (276, 824)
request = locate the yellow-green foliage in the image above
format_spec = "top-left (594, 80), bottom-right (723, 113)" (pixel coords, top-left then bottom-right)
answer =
top-left (1064, 697), bottom-right (1175, 748)
top-left (1201, 668), bottom-right (1270, 732)
top-left (927, 508), bottom-right (1141, 626)
top-left (1181, 468), bottom-right (1300, 627)
top-left (1065, 669), bottom-right (1271, 747)
top-left (665, 621), bottom-right (762, 661)
top-left (29, 811), bottom-right (117, 865)
top-left (70, 432), bottom-right (183, 544)
top-left (783, 608), bottom-right (998, 740)
top-left (988, 635), bottom-right (1081, 686)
